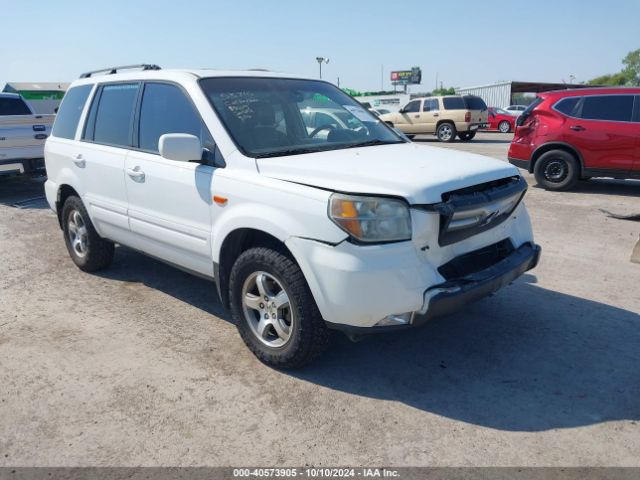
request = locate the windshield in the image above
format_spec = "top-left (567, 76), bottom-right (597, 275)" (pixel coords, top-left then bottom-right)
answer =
top-left (493, 107), bottom-right (509, 115)
top-left (200, 77), bottom-right (404, 158)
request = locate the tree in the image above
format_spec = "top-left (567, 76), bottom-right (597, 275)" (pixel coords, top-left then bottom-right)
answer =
top-left (588, 48), bottom-right (639, 86)
top-left (587, 71), bottom-right (631, 86)
top-left (432, 86), bottom-right (456, 96)
top-left (622, 48), bottom-right (640, 85)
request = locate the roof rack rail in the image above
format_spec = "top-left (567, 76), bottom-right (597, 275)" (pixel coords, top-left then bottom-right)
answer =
top-left (79, 64), bottom-right (161, 79)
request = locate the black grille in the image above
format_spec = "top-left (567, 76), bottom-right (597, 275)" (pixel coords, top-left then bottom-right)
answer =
top-left (438, 239), bottom-right (515, 281)
top-left (415, 175), bottom-right (527, 246)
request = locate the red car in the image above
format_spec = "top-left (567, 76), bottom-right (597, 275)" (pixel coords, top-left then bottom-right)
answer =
top-left (508, 87), bottom-right (640, 190)
top-left (486, 107), bottom-right (516, 133)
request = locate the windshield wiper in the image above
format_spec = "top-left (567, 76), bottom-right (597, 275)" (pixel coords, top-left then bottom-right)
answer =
top-left (255, 148), bottom-right (320, 158)
top-left (254, 140), bottom-right (403, 158)
top-left (343, 139), bottom-right (403, 149)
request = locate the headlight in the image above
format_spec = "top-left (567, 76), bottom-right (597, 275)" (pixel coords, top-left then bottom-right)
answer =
top-left (328, 193), bottom-right (412, 243)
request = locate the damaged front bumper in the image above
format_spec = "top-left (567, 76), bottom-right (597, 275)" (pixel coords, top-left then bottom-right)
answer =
top-left (412, 242), bottom-right (540, 326)
top-left (326, 242), bottom-right (541, 337)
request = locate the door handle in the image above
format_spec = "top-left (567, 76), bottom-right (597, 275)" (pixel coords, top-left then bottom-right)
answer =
top-left (126, 167), bottom-right (145, 181)
top-left (414, 115), bottom-right (420, 118)
top-left (570, 125), bottom-right (586, 131)
top-left (72, 154), bottom-right (86, 168)
top-left (433, 113), bottom-right (439, 117)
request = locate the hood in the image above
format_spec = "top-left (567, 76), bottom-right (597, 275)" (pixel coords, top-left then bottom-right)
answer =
top-left (257, 143), bottom-right (519, 204)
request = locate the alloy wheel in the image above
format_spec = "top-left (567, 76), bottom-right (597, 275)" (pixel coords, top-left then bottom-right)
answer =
top-left (438, 125), bottom-right (453, 141)
top-left (67, 210), bottom-right (89, 258)
top-left (241, 271), bottom-right (293, 348)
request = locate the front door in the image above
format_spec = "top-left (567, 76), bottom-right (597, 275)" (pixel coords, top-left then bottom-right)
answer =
top-left (124, 82), bottom-right (217, 277)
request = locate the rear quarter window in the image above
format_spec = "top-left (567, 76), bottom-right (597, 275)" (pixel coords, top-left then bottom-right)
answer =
top-left (463, 96), bottom-right (487, 111)
top-left (553, 97), bottom-right (581, 117)
top-left (51, 85), bottom-right (93, 139)
top-left (442, 97), bottom-right (466, 110)
top-left (0, 97), bottom-right (32, 115)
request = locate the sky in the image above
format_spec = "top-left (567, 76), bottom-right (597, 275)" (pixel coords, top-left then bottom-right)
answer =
top-left (1, 0), bottom-right (638, 92)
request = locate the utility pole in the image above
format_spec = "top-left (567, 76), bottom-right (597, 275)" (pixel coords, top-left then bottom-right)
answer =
top-left (316, 57), bottom-right (329, 79)
top-left (435, 72), bottom-right (438, 91)
top-left (337, 76), bottom-right (340, 88)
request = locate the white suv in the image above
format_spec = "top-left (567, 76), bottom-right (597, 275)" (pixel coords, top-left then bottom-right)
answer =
top-left (45, 65), bottom-right (540, 368)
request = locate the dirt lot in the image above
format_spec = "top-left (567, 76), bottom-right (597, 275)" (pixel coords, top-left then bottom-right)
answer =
top-left (1, 132), bottom-right (639, 466)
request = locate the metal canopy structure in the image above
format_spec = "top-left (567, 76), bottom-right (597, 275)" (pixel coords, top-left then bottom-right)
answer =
top-left (456, 80), bottom-right (593, 107)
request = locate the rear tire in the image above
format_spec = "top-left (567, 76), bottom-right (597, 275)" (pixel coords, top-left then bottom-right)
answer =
top-left (229, 247), bottom-right (330, 369)
top-left (436, 122), bottom-right (457, 142)
top-left (498, 121), bottom-right (511, 133)
top-left (533, 150), bottom-right (580, 191)
top-left (61, 196), bottom-right (114, 272)
top-left (458, 131), bottom-right (476, 141)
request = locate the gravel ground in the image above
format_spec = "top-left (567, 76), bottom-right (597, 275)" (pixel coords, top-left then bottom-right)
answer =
top-left (0, 132), bottom-right (639, 466)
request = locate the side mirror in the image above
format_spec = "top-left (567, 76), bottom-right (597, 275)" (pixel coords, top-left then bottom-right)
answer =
top-left (398, 108), bottom-right (405, 114)
top-left (159, 134), bottom-right (203, 162)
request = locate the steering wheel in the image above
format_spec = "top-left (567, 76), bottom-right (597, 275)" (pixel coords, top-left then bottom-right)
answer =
top-left (309, 124), bottom-right (337, 138)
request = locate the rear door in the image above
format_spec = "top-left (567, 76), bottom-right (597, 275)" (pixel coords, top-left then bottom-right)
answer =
top-left (124, 82), bottom-right (216, 277)
top-left (417, 98), bottom-right (440, 133)
top-left (562, 94), bottom-right (636, 172)
top-left (78, 82), bottom-right (140, 245)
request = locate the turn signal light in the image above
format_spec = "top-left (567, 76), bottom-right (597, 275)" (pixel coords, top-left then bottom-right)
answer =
top-left (213, 195), bottom-right (228, 206)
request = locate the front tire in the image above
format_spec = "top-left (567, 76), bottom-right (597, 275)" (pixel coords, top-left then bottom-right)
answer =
top-left (533, 150), bottom-right (579, 191)
top-left (61, 196), bottom-right (114, 272)
top-left (458, 131), bottom-right (476, 141)
top-left (498, 120), bottom-right (511, 133)
top-left (229, 247), bottom-right (330, 369)
top-left (436, 122), bottom-right (457, 142)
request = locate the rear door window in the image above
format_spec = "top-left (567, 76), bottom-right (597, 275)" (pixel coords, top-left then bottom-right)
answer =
top-left (442, 97), bottom-right (466, 110)
top-left (138, 82), bottom-right (212, 153)
top-left (580, 95), bottom-right (634, 122)
top-left (87, 83), bottom-right (140, 147)
top-left (0, 97), bottom-right (32, 115)
top-left (422, 99), bottom-right (439, 111)
top-left (51, 85), bottom-right (93, 139)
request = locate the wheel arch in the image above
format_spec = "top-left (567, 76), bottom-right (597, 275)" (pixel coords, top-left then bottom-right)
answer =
top-left (436, 119), bottom-right (455, 129)
top-left (56, 184), bottom-right (81, 228)
top-left (214, 228), bottom-right (297, 309)
top-left (531, 142), bottom-right (584, 175)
